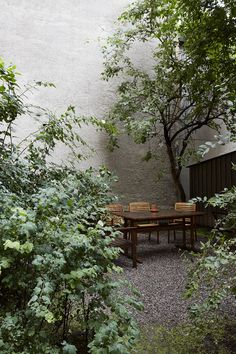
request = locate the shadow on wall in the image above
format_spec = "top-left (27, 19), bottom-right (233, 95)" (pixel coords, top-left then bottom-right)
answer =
top-left (102, 133), bottom-right (177, 206)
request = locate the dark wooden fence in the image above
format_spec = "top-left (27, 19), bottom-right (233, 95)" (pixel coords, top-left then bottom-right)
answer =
top-left (188, 150), bottom-right (236, 226)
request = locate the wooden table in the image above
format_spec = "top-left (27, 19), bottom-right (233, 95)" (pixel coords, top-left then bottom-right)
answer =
top-left (114, 209), bottom-right (204, 250)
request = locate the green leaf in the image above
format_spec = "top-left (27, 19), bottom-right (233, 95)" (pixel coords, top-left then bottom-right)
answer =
top-left (0, 257), bottom-right (11, 274)
top-left (4, 240), bottom-right (20, 251)
top-left (20, 221), bottom-right (37, 235)
top-left (62, 342), bottom-right (77, 354)
top-left (20, 241), bottom-right (34, 253)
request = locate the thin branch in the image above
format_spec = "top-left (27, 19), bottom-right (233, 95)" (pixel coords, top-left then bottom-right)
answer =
top-left (17, 128), bottom-right (42, 148)
top-left (18, 84), bottom-right (37, 98)
top-left (178, 114), bottom-right (225, 159)
top-left (9, 124), bottom-right (13, 153)
top-left (170, 103), bottom-right (223, 143)
top-left (172, 100), bottom-right (196, 125)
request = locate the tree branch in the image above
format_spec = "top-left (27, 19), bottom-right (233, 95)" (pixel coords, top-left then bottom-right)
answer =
top-left (177, 113), bottom-right (225, 159)
top-left (169, 100), bottom-right (224, 143)
top-left (167, 99), bottom-right (196, 131)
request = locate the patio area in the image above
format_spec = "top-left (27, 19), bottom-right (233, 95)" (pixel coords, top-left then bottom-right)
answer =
top-left (115, 231), bottom-right (236, 354)
top-left (115, 231), bottom-right (200, 326)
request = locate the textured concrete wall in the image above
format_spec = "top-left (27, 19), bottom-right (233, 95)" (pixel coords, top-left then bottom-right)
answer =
top-left (2, 0), bottom-right (233, 206)
top-left (0, 0), bottom-right (178, 207)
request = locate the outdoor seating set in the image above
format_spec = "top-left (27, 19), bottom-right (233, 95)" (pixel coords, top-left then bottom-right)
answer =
top-left (107, 202), bottom-right (204, 268)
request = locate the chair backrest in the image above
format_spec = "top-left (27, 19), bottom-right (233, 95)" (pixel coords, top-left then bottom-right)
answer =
top-left (175, 202), bottom-right (196, 212)
top-left (106, 204), bottom-right (124, 226)
top-left (129, 202), bottom-right (150, 212)
top-left (106, 203), bottom-right (123, 212)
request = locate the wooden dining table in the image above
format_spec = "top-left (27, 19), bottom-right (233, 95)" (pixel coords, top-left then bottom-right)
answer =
top-left (113, 209), bottom-right (204, 250)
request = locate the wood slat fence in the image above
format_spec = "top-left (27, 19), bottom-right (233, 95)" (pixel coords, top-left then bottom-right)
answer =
top-left (188, 151), bottom-right (236, 226)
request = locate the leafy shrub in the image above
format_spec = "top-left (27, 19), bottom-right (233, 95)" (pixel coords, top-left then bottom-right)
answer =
top-left (133, 321), bottom-right (235, 354)
top-left (186, 182), bottom-right (236, 318)
top-left (0, 58), bottom-right (140, 353)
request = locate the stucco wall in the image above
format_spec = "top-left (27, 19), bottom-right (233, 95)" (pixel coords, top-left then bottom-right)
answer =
top-left (1, 0), bottom-right (234, 205)
top-left (0, 0), bottom-right (177, 206)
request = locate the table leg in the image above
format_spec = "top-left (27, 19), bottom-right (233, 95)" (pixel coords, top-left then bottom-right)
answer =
top-left (190, 216), bottom-right (194, 250)
top-left (131, 230), bottom-right (137, 268)
top-left (123, 218), bottom-right (128, 238)
top-left (176, 216), bottom-right (198, 252)
top-left (131, 222), bottom-right (143, 265)
top-left (182, 217), bottom-right (186, 247)
top-left (123, 218), bottom-right (128, 255)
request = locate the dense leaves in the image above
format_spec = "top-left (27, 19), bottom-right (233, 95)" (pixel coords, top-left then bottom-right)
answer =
top-left (102, 0), bottom-right (236, 200)
top-left (186, 176), bottom-right (236, 320)
top-left (0, 58), bottom-right (140, 353)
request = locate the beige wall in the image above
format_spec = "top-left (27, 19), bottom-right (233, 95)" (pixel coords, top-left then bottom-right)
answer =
top-left (1, 0), bottom-right (234, 204)
top-left (0, 0), bottom-right (177, 206)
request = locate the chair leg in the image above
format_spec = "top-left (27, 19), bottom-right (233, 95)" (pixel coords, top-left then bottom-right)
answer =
top-left (131, 231), bottom-right (137, 268)
top-left (173, 229), bottom-right (176, 241)
top-left (148, 232), bottom-right (151, 241)
top-left (157, 231), bottom-right (159, 244)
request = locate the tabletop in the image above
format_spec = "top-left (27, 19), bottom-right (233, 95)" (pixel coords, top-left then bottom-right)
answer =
top-left (113, 209), bottom-right (204, 222)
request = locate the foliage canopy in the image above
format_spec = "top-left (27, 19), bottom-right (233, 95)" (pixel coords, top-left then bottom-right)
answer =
top-left (102, 0), bottom-right (236, 200)
top-left (0, 58), bottom-right (140, 354)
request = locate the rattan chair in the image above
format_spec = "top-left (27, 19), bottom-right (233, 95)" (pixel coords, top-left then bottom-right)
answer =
top-left (168, 202), bottom-right (197, 243)
top-left (106, 203), bottom-right (124, 226)
top-left (106, 204), bottom-right (137, 267)
top-left (129, 202), bottom-right (159, 243)
top-left (129, 202), bottom-right (150, 212)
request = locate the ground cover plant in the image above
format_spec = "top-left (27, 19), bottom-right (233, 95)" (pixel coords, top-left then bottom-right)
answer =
top-left (0, 58), bottom-right (141, 353)
top-left (186, 182), bottom-right (236, 319)
top-left (133, 319), bottom-right (236, 353)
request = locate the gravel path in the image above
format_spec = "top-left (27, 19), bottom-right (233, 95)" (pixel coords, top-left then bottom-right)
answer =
top-left (115, 232), bottom-right (194, 327)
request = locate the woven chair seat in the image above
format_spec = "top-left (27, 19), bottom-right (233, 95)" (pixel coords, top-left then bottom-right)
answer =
top-left (138, 223), bottom-right (159, 227)
top-left (168, 202), bottom-right (197, 243)
top-left (129, 202), bottom-right (159, 243)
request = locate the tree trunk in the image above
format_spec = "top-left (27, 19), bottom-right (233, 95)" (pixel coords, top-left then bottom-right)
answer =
top-left (172, 168), bottom-right (186, 201)
top-left (166, 143), bottom-right (186, 201)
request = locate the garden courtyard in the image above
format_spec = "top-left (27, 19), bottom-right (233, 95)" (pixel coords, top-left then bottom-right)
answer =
top-left (0, 0), bottom-right (236, 353)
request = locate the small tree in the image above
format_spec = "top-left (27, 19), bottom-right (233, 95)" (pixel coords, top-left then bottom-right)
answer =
top-left (102, 0), bottom-right (236, 201)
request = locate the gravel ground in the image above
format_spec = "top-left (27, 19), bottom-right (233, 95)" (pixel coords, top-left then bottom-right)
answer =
top-left (115, 231), bottom-right (196, 327)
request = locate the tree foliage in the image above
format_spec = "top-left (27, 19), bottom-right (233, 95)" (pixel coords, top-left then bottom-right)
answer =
top-left (0, 58), bottom-right (140, 353)
top-left (102, 0), bottom-right (236, 200)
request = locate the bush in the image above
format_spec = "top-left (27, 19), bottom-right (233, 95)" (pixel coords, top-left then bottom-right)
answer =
top-left (0, 58), bottom-right (140, 353)
top-left (133, 320), bottom-right (236, 354)
top-left (187, 184), bottom-right (236, 318)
